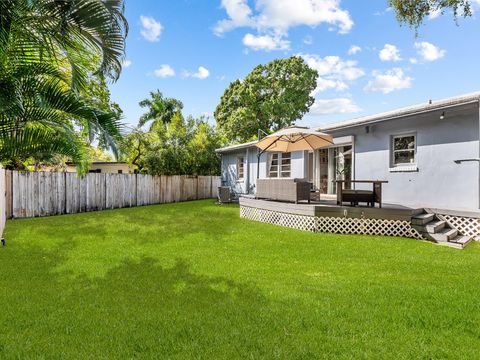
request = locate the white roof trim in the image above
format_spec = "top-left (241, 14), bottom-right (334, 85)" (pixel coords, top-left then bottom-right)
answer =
top-left (215, 140), bottom-right (258, 154)
top-left (318, 91), bottom-right (480, 132)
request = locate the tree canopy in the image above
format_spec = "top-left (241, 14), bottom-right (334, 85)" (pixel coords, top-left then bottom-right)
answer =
top-left (214, 56), bottom-right (318, 143)
top-left (0, 0), bottom-right (127, 172)
top-left (389, 0), bottom-right (473, 29)
top-left (139, 90), bottom-right (184, 130)
top-left (120, 93), bottom-right (223, 176)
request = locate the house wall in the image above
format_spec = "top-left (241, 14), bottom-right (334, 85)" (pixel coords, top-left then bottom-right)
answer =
top-left (220, 149), bottom-right (307, 195)
top-left (329, 105), bottom-right (480, 211)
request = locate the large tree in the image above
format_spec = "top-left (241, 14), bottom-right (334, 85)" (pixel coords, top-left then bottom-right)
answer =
top-left (120, 112), bottom-right (222, 176)
top-left (0, 0), bottom-right (127, 171)
top-left (138, 90), bottom-right (184, 130)
top-left (389, 0), bottom-right (474, 29)
top-left (214, 56), bottom-right (318, 143)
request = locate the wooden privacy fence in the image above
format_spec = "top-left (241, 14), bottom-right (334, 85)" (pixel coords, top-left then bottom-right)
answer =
top-left (5, 171), bottom-right (221, 219)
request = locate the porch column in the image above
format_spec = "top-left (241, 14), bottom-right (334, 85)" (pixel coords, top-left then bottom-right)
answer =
top-left (327, 148), bottom-right (335, 194)
top-left (313, 150), bottom-right (320, 190)
top-left (337, 146), bottom-right (345, 182)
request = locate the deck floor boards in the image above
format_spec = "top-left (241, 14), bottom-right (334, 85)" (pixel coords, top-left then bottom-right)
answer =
top-left (239, 197), bottom-right (422, 221)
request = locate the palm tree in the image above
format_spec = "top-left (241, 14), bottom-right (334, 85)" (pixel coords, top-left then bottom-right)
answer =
top-left (139, 90), bottom-right (184, 130)
top-left (0, 0), bottom-right (128, 171)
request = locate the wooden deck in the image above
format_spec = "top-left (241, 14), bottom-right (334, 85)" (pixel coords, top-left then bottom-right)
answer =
top-left (240, 197), bottom-right (423, 221)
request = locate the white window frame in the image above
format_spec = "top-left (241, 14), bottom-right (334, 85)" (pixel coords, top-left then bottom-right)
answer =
top-left (267, 152), bottom-right (291, 178)
top-left (236, 156), bottom-right (245, 180)
top-left (390, 133), bottom-right (417, 169)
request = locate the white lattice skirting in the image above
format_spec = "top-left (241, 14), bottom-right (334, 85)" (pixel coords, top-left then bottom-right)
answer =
top-left (240, 206), bottom-right (424, 239)
top-left (436, 214), bottom-right (480, 240)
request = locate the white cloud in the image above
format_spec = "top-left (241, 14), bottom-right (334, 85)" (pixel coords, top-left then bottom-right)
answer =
top-left (415, 41), bottom-right (446, 62)
top-left (185, 66), bottom-right (210, 79)
top-left (153, 64), bottom-right (175, 78)
top-left (214, 0), bottom-right (255, 35)
top-left (301, 54), bottom-right (365, 94)
top-left (374, 7), bottom-right (393, 16)
top-left (379, 44), bottom-right (402, 62)
top-left (194, 66), bottom-right (210, 79)
top-left (242, 33), bottom-right (290, 51)
top-left (214, 0), bottom-right (353, 51)
top-left (364, 68), bottom-right (412, 94)
top-left (409, 58), bottom-right (418, 64)
top-left (140, 16), bottom-right (163, 42)
top-left (348, 45), bottom-right (361, 55)
top-left (428, 8), bottom-right (442, 19)
top-left (122, 59), bottom-right (132, 68)
top-left (309, 98), bottom-right (362, 115)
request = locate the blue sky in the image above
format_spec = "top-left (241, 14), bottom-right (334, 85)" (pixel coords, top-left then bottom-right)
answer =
top-left (109, 0), bottom-right (480, 129)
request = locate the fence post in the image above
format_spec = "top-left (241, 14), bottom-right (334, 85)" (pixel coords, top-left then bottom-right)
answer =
top-left (135, 173), bottom-right (138, 207)
top-left (104, 173), bottom-right (107, 210)
top-left (64, 172), bottom-right (67, 215)
top-left (210, 176), bottom-right (213, 199)
top-left (195, 176), bottom-right (198, 200)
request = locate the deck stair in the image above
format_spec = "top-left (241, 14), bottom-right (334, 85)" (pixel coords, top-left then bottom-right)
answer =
top-left (412, 212), bottom-right (473, 249)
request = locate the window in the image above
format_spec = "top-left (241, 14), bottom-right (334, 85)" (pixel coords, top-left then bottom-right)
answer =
top-left (237, 156), bottom-right (244, 180)
top-left (280, 152), bottom-right (291, 178)
top-left (391, 134), bottom-right (416, 166)
top-left (118, 170), bottom-right (123, 174)
top-left (268, 152), bottom-right (291, 178)
top-left (268, 153), bottom-right (279, 177)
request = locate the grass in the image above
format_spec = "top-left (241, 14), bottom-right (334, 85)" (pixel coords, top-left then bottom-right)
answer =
top-left (1, 200), bottom-right (480, 359)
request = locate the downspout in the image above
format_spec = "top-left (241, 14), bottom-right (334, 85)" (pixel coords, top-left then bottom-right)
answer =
top-left (352, 135), bottom-right (356, 190)
top-left (245, 148), bottom-right (250, 194)
top-left (257, 129), bottom-right (262, 181)
top-left (257, 151), bottom-right (261, 180)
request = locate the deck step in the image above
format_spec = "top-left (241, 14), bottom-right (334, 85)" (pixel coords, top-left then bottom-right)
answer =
top-left (437, 241), bottom-right (464, 249)
top-left (431, 228), bottom-right (458, 242)
top-left (450, 235), bottom-right (473, 246)
top-left (425, 220), bottom-right (446, 234)
top-left (412, 213), bottom-right (435, 225)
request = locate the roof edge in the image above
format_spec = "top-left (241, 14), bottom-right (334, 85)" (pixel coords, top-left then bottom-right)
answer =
top-left (215, 91), bottom-right (480, 153)
top-left (215, 140), bottom-right (258, 154)
top-left (318, 91), bottom-right (480, 132)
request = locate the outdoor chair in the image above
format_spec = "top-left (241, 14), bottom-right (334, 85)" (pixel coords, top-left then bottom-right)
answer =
top-left (336, 180), bottom-right (388, 208)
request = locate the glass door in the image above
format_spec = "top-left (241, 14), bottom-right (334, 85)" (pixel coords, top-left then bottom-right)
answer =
top-left (307, 152), bottom-right (314, 183)
top-left (314, 145), bottom-right (352, 195)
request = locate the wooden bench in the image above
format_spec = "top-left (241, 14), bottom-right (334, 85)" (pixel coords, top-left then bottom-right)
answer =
top-left (335, 180), bottom-right (388, 208)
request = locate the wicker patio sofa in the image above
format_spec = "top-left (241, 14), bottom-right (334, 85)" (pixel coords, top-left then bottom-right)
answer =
top-left (256, 178), bottom-right (311, 204)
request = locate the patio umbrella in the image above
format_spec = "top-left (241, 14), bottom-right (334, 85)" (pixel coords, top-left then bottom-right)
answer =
top-left (255, 126), bottom-right (334, 179)
top-left (255, 126), bottom-right (333, 153)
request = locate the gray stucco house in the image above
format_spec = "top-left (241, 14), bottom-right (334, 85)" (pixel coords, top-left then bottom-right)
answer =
top-left (216, 92), bottom-right (480, 213)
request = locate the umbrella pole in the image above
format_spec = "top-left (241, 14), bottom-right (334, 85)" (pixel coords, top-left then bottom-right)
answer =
top-left (257, 151), bottom-right (261, 180)
top-left (256, 129), bottom-right (268, 180)
top-left (256, 133), bottom-right (283, 180)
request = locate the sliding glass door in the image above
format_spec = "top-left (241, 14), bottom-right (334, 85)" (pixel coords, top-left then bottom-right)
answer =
top-left (314, 145), bottom-right (352, 195)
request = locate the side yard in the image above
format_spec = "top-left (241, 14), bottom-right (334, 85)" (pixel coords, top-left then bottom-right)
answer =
top-left (1, 200), bottom-right (479, 359)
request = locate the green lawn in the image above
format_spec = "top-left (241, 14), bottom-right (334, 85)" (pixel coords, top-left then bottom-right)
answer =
top-left (1, 200), bottom-right (480, 359)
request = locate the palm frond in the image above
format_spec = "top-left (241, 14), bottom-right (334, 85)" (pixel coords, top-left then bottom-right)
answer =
top-left (0, 125), bottom-right (88, 172)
